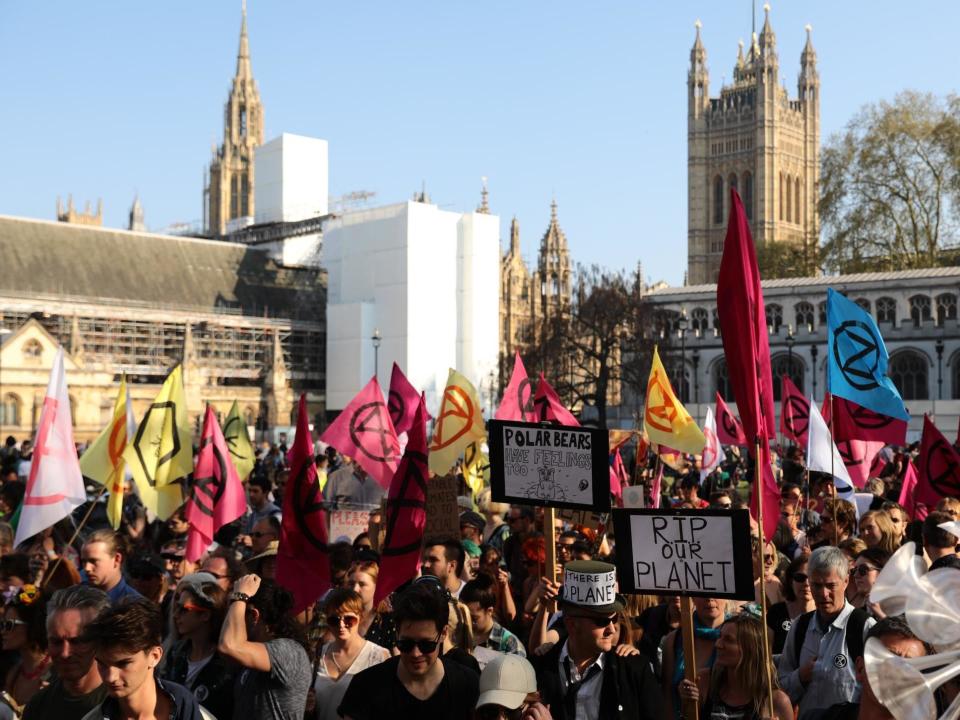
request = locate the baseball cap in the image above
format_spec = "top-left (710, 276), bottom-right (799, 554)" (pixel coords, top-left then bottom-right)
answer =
top-left (460, 510), bottom-right (486, 532)
top-left (475, 653), bottom-right (537, 710)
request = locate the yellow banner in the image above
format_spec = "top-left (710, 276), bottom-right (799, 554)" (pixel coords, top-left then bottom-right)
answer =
top-left (429, 369), bottom-right (486, 476)
top-left (79, 376), bottom-right (129, 529)
top-left (643, 346), bottom-right (705, 455)
top-left (223, 400), bottom-right (256, 481)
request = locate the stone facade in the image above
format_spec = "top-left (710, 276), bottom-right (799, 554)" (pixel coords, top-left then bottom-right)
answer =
top-left (204, 4), bottom-right (264, 236)
top-left (687, 6), bottom-right (819, 284)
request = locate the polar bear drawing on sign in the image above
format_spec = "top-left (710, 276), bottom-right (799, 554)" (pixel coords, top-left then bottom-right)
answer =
top-left (523, 465), bottom-right (567, 502)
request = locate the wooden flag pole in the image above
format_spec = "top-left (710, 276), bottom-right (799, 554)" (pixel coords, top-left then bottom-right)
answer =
top-left (41, 485), bottom-right (107, 588)
top-left (679, 596), bottom-right (700, 720)
top-left (755, 439), bottom-right (776, 720)
top-left (544, 506), bottom-right (558, 583)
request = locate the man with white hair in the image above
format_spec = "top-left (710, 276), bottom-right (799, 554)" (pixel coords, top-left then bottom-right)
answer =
top-left (778, 546), bottom-right (876, 720)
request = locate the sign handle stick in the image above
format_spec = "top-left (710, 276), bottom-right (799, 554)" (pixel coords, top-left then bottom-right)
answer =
top-left (544, 506), bottom-right (557, 583)
top-left (827, 394), bottom-right (839, 547)
top-left (755, 439), bottom-right (776, 720)
top-left (42, 485), bottom-right (107, 588)
top-left (679, 596), bottom-right (700, 720)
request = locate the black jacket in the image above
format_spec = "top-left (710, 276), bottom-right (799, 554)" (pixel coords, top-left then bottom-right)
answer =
top-left (162, 640), bottom-right (235, 720)
top-left (530, 642), bottom-right (663, 720)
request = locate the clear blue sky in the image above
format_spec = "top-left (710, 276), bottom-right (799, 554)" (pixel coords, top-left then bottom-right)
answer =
top-left (1, 2), bottom-right (956, 286)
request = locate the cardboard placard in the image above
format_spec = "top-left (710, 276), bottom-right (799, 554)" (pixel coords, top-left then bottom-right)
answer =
top-left (423, 474), bottom-right (461, 544)
top-left (329, 508), bottom-right (372, 544)
top-left (612, 508), bottom-right (754, 600)
top-left (556, 507), bottom-right (606, 528)
top-left (488, 420), bottom-right (610, 512)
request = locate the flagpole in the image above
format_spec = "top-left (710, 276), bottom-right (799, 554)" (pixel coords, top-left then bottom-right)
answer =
top-left (41, 485), bottom-right (107, 588)
top-left (828, 393), bottom-right (839, 547)
top-left (755, 437), bottom-right (776, 720)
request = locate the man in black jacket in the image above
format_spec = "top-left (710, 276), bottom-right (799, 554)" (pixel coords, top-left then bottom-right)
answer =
top-left (530, 560), bottom-right (662, 720)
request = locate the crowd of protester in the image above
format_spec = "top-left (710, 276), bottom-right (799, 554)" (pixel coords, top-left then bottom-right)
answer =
top-left (0, 434), bottom-right (956, 720)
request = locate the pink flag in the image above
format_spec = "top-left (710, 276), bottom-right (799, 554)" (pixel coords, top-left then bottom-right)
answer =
top-left (495, 352), bottom-right (536, 422)
top-left (387, 363), bottom-right (421, 437)
top-left (375, 397), bottom-right (428, 603)
top-left (749, 443), bottom-right (781, 542)
top-left (609, 448), bottom-right (627, 502)
top-left (532, 374), bottom-right (579, 426)
top-left (832, 396), bottom-right (907, 446)
top-left (822, 394), bottom-right (884, 489)
top-left (916, 414), bottom-right (960, 510)
top-left (779, 376), bottom-right (810, 447)
top-left (185, 405), bottom-right (248, 562)
top-left (898, 460), bottom-right (924, 520)
top-left (650, 461), bottom-right (664, 509)
top-left (278, 395), bottom-right (331, 613)
top-left (320, 377), bottom-right (400, 489)
top-left (715, 393), bottom-right (747, 446)
top-left (15, 349), bottom-right (87, 547)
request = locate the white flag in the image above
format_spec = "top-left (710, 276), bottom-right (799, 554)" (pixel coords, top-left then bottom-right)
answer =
top-left (806, 399), bottom-right (857, 515)
top-left (700, 407), bottom-right (722, 482)
top-left (15, 348), bottom-right (87, 547)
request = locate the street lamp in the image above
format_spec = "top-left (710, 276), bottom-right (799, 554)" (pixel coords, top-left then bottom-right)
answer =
top-left (371, 328), bottom-right (382, 384)
top-left (0, 326), bottom-right (11, 438)
top-left (810, 344), bottom-right (819, 400)
top-left (677, 308), bottom-right (689, 403)
top-left (936, 337), bottom-right (945, 400)
top-left (691, 348), bottom-right (700, 404)
top-left (786, 324), bottom-right (796, 388)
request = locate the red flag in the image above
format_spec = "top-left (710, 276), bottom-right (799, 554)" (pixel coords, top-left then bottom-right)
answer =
top-left (779, 376), bottom-right (810, 447)
top-left (832, 396), bottom-right (907, 446)
top-left (277, 395), bottom-right (330, 613)
top-left (387, 363), bottom-right (421, 437)
top-left (320, 377), bottom-right (400, 489)
top-left (609, 448), bottom-right (627, 502)
top-left (495, 352), bottom-right (536, 422)
top-left (749, 443), bottom-right (781, 542)
top-left (532, 374), bottom-right (580, 426)
top-left (916, 414), bottom-right (960, 509)
top-left (716, 189), bottom-right (776, 443)
top-left (715, 393), bottom-right (747, 446)
top-left (898, 460), bottom-right (926, 520)
top-left (821, 394), bottom-right (884, 489)
top-left (375, 398), bottom-right (429, 604)
top-left (185, 405), bottom-right (248, 562)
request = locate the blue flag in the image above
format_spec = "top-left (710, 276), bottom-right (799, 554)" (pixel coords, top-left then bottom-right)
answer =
top-left (826, 288), bottom-right (909, 421)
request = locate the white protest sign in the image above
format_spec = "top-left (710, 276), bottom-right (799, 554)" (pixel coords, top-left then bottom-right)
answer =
top-left (488, 420), bottom-right (610, 511)
top-left (612, 508), bottom-right (754, 600)
top-left (329, 508), bottom-right (372, 544)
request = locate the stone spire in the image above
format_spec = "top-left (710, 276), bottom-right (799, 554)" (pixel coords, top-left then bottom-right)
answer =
top-left (758, 3), bottom-right (776, 54)
top-left (477, 176), bottom-right (490, 214)
top-left (800, 24), bottom-right (817, 80)
top-left (237, 0), bottom-right (251, 78)
top-left (128, 194), bottom-right (145, 232)
top-left (688, 20), bottom-right (709, 120)
top-left (509, 216), bottom-right (520, 255)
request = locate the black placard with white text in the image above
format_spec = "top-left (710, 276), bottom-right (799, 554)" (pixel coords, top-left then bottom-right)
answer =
top-left (612, 508), bottom-right (754, 600)
top-left (488, 420), bottom-right (610, 512)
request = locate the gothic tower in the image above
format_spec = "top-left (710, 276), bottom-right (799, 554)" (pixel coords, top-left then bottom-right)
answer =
top-left (687, 5), bottom-right (819, 284)
top-left (500, 217), bottom-right (533, 384)
top-left (534, 199), bottom-right (572, 331)
top-left (204, 2), bottom-right (264, 236)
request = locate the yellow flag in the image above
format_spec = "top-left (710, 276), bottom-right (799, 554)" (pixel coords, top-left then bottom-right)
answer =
top-left (222, 400), bottom-right (256, 481)
top-left (463, 441), bottom-right (489, 495)
top-left (429, 369), bottom-right (486, 476)
top-left (122, 365), bottom-right (191, 520)
top-left (643, 346), bottom-right (705, 455)
top-left (79, 376), bottom-right (130, 529)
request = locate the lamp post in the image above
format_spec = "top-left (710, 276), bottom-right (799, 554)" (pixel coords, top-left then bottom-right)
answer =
top-left (677, 308), bottom-right (689, 403)
top-left (936, 337), bottom-right (945, 400)
top-left (371, 328), bottom-right (382, 384)
top-left (810, 344), bottom-right (819, 400)
top-left (786, 324), bottom-right (796, 389)
top-left (0, 326), bottom-right (11, 438)
top-left (691, 348), bottom-right (700, 404)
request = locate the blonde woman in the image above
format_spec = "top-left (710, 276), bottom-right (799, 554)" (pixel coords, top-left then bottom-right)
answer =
top-left (858, 510), bottom-right (900, 554)
top-left (679, 613), bottom-right (792, 720)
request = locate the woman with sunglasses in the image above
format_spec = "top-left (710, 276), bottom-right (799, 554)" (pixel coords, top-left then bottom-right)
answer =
top-left (0, 585), bottom-right (50, 718)
top-left (752, 540), bottom-right (785, 608)
top-left (313, 588), bottom-right (389, 720)
top-left (850, 547), bottom-right (891, 618)
top-left (766, 558), bottom-right (814, 656)
top-left (162, 580), bottom-right (235, 720)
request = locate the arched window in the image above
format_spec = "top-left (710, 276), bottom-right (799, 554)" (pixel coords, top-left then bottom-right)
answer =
top-left (714, 176), bottom-right (724, 225)
top-left (714, 357), bottom-right (734, 401)
top-left (936, 293), bottom-right (957, 326)
top-left (766, 304), bottom-right (783, 333)
top-left (794, 302), bottom-right (815, 330)
top-left (889, 350), bottom-right (929, 401)
top-left (669, 362), bottom-right (691, 405)
top-left (230, 176), bottom-right (239, 218)
top-left (690, 307), bottom-right (709, 333)
top-left (743, 171), bottom-right (754, 221)
top-left (909, 295), bottom-right (932, 327)
top-left (772, 353), bottom-right (805, 400)
top-left (855, 298), bottom-right (871, 313)
top-left (244, 406), bottom-right (256, 427)
top-left (876, 297), bottom-right (897, 325)
top-left (21, 339), bottom-right (42, 361)
top-left (786, 176), bottom-right (793, 224)
top-left (712, 308), bottom-right (721, 334)
top-left (0, 394), bottom-right (20, 426)
top-left (818, 301), bottom-right (827, 326)
top-left (795, 177), bottom-right (802, 224)
top-left (728, 173), bottom-right (738, 193)
top-left (779, 173), bottom-right (784, 221)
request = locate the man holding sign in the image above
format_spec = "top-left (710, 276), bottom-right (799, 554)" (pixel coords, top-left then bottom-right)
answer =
top-left (530, 560), bottom-right (662, 720)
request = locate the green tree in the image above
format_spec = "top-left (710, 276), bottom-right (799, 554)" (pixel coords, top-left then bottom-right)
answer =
top-left (819, 91), bottom-right (960, 273)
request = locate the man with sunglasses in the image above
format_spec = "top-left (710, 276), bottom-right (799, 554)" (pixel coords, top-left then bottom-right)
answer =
top-left (339, 581), bottom-right (479, 720)
top-left (531, 560), bottom-right (661, 720)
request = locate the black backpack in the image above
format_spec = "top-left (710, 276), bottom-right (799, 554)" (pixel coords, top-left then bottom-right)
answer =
top-left (792, 608), bottom-right (869, 668)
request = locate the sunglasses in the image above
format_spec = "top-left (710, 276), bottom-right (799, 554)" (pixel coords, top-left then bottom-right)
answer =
top-left (326, 614), bottom-right (359, 629)
top-left (0, 619), bottom-right (26, 632)
top-left (852, 565), bottom-right (879, 577)
top-left (175, 602), bottom-right (207, 614)
top-left (716, 502), bottom-right (732, 508)
top-left (792, 572), bottom-right (809, 584)
top-left (568, 613), bottom-right (618, 628)
top-left (396, 633), bottom-right (442, 655)
top-left (161, 554), bottom-right (186, 562)
top-left (477, 706), bottom-right (524, 720)
top-left (763, 554), bottom-right (775, 563)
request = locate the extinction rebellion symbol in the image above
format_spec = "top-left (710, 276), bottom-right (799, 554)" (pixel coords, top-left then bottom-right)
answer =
top-left (348, 402), bottom-right (395, 463)
top-left (832, 321), bottom-right (881, 391)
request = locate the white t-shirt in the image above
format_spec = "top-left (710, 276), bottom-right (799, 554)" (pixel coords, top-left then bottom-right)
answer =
top-left (313, 640), bottom-right (389, 720)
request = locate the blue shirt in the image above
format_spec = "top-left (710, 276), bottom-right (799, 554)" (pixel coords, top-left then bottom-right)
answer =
top-left (105, 576), bottom-right (144, 605)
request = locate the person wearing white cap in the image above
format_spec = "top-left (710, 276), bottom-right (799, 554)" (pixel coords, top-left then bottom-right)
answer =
top-left (530, 560), bottom-right (661, 720)
top-left (474, 654), bottom-right (552, 720)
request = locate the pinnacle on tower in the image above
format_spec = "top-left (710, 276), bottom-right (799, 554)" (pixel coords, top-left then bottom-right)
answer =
top-left (477, 176), bottom-right (490, 214)
top-left (509, 216), bottom-right (520, 254)
top-left (237, 0), bottom-right (251, 78)
top-left (759, 2), bottom-right (776, 51)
